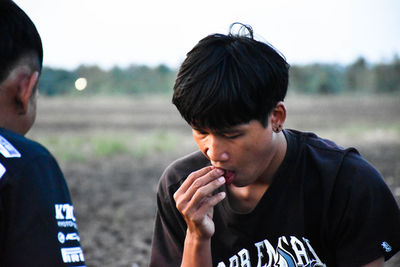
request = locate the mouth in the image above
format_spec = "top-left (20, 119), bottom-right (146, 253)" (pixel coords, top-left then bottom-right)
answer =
top-left (216, 168), bottom-right (235, 185)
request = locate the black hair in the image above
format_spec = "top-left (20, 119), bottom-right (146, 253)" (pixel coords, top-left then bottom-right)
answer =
top-left (0, 0), bottom-right (43, 83)
top-left (172, 23), bottom-right (289, 130)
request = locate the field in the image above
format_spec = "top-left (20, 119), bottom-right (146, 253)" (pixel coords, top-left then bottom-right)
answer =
top-left (27, 94), bottom-right (400, 267)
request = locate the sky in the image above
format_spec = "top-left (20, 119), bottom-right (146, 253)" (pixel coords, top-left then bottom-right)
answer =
top-left (14, 0), bottom-right (400, 70)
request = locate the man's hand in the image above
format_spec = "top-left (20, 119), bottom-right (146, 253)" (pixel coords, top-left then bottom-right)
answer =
top-left (174, 166), bottom-right (226, 240)
top-left (174, 166), bottom-right (226, 267)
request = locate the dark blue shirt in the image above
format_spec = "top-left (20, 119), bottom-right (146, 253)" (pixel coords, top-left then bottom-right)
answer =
top-left (0, 128), bottom-right (85, 266)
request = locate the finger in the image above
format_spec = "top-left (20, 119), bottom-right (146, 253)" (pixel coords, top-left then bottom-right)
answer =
top-left (197, 191), bottom-right (226, 215)
top-left (187, 177), bottom-right (225, 213)
top-left (182, 191), bottom-right (226, 227)
top-left (175, 166), bottom-right (213, 198)
top-left (176, 176), bottom-right (225, 217)
top-left (185, 169), bottom-right (225, 200)
top-left (174, 166), bottom-right (223, 202)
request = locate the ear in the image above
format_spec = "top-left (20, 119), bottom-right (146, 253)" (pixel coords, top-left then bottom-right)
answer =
top-left (16, 71), bottom-right (39, 114)
top-left (270, 101), bottom-right (286, 132)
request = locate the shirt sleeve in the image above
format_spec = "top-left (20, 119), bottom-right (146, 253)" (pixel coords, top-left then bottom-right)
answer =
top-left (0, 155), bottom-right (86, 266)
top-left (150, 169), bottom-right (187, 267)
top-left (330, 152), bottom-right (400, 267)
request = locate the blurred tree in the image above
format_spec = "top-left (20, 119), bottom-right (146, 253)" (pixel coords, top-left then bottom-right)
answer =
top-left (109, 66), bottom-right (139, 94)
top-left (40, 67), bottom-right (76, 95)
top-left (372, 55), bottom-right (400, 93)
top-left (289, 64), bottom-right (344, 94)
top-left (344, 57), bottom-right (374, 93)
top-left (289, 65), bottom-right (311, 93)
top-left (75, 65), bottom-right (111, 94)
top-left (38, 56), bottom-right (400, 96)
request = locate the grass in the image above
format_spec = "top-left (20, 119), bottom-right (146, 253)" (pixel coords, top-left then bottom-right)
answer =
top-left (308, 122), bottom-right (400, 147)
top-left (35, 122), bottom-right (400, 163)
top-left (36, 131), bottom-right (180, 162)
top-left (130, 132), bottom-right (179, 159)
top-left (30, 94), bottom-right (400, 162)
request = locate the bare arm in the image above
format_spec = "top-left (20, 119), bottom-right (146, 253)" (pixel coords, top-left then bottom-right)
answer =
top-left (361, 257), bottom-right (384, 267)
top-left (173, 167), bottom-right (226, 267)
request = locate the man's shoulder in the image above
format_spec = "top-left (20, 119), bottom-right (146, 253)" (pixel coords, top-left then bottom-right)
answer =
top-left (160, 150), bottom-right (210, 188)
top-left (0, 128), bottom-right (53, 170)
top-left (0, 128), bottom-right (50, 156)
top-left (287, 129), bottom-right (347, 152)
top-left (286, 129), bottom-right (360, 166)
top-left (287, 129), bottom-right (384, 190)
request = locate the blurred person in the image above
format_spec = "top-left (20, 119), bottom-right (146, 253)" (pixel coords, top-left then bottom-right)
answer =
top-left (150, 23), bottom-right (400, 267)
top-left (0, 1), bottom-right (85, 266)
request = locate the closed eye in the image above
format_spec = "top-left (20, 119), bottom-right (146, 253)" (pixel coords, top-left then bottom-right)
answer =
top-left (193, 128), bottom-right (209, 135)
top-left (222, 132), bottom-right (243, 139)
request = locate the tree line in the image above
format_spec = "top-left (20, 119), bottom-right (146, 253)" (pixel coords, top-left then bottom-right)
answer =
top-left (39, 56), bottom-right (400, 96)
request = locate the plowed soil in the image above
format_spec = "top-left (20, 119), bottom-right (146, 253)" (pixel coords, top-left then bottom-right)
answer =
top-left (28, 95), bottom-right (400, 267)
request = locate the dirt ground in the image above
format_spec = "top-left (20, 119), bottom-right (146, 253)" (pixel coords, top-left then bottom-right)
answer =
top-left (28, 94), bottom-right (400, 267)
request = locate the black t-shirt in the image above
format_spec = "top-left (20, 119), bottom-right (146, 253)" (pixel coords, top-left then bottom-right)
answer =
top-left (0, 128), bottom-right (86, 266)
top-left (150, 129), bottom-right (400, 267)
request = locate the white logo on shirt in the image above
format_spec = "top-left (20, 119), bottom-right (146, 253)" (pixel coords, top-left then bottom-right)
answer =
top-left (0, 135), bottom-right (21, 158)
top-left (66, 233), bottom-right (81, 242)
top-left (58, 232), bottom-right (66, 243)
top-left (55, 204), bottom-right (76, 221)
top-left (0, 163), bottom-right (5, 179)
top-left (381, 241), bottom-right (392, 252)
top-left (217, 236), bottom-right (326, 267)
top-left (61, 247), bottom-right (85, 263)
top-left (58, 232), bottom-right (80, 244)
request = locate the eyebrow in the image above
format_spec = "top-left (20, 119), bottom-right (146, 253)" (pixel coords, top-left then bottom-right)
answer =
top-left (216, 125), bottom-right (248, 135)
top-left (218, 128), bottom-right (240, 133)
top-left (192, 124), bottom-right (248, 134)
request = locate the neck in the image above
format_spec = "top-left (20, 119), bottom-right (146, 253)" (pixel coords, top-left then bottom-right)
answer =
top-left (261, 131), bottom-right (287, 184)
top-left (227, 131), bottom-right (287, 213)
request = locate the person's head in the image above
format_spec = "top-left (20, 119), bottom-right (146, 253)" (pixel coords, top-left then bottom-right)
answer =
top-left (0, 0), bottom-right (43, 135)
top-left (172, 23), bottom-right (289, 132)
top-left (173, 23), bottom-right (290, 186)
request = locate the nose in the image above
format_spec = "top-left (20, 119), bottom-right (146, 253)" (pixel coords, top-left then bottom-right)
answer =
top-left (205, 135), bottom-right (229, 163)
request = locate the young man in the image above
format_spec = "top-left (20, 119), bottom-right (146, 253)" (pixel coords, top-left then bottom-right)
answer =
top-left (0, 1), bottom-right (85, 266)
top-left (150, 24), bottom-right (400, 267)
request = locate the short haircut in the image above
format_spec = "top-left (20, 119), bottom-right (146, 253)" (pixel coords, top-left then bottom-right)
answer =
top-left (0, 0), bottom-right (43, 83)
top-left (172, 23), bottom-right (289, 130)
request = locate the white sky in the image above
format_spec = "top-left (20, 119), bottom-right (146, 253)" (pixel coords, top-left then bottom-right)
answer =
top-left (15, 0), bottom-right (400, 70)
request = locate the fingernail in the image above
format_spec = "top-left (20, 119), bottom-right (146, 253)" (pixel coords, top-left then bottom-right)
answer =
top-left (218, 177), bottom-right (225, 183)
top-left (215, 168), bottom-right (224, 175)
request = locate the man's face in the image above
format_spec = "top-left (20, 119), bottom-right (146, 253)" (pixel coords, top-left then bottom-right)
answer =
top-left (192, 118), bottom-right (281, 187)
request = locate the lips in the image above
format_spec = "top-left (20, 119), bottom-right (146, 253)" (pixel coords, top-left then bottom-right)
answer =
top-left (224, 170), bottom-right (235, 185)
top-left (216, 168), bottom-right (235, 185)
